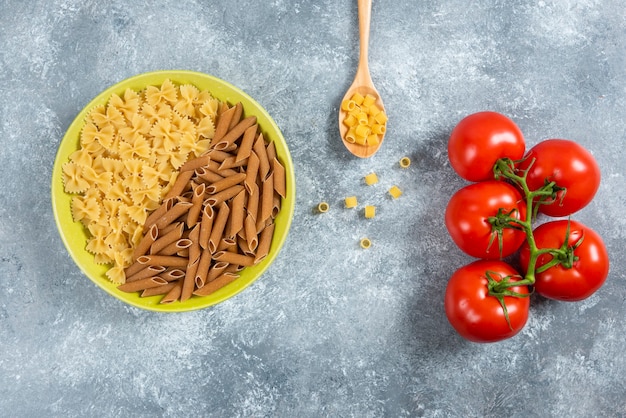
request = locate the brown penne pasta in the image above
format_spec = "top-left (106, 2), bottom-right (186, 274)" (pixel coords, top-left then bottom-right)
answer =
top-left (205, 184), bottom-right (244, 207)
top-left (137, 255), bottom-right (189, 268)
top-left (141, 282), bottom-right (178, 297)
top-left (244, 213), bottom-right (259, 252)
top-left (195, 166), bottom-right (224, 184)
top-left (192, 272), bottom-right (239, 296)
top-left (212, 104), bottom-right (238, 143)
top-left (260, 171), bottom-right (274, 224)
top-left (236, 124), bottom-right (257, 162)
top-left (126, 265), bottom-right (166, 283)
top-left (206, 261), bottom-right (229, 282)
top-left (212, 115), bottom-right (257, 151)
top-left (159, 268), bottom-right (186, 282)
top-left (194, 248), bottom-right (212, 289)
top-left (228, 102), bottom-right (243, 130)
top-left (163, 169), bottom-right (194, 200)
top-left (255, 223), bottom-right (275, 264)
top-left (226, 189), bottom-right (246, 238)
top-left (143, 198), bottom-right (174, 232)
top-left (154, 201), bottom-right (193, 230)
top-left (244, 151), bottom-right (260, 195)
top-left (253, 133), bottom-right (271, 181)
top-left (150, 222), bottom-right (184, 254)
top-left (157, 238), bottom-right (192, 256)
top-left (212, 250), bottom-right (256, 267)
top-left (187, 182), bottom-right (206, 228)
top-left (118, 276), bottom-right (169, 293)
top-left (272, 157), bottom-right (286, 198)
top-left (133, 224), bottom-right (158, 259)
top-left (181, 257), bottom-right (199, 302)
top-left (198, 204), bottom-right (214, 250)
top-left (208, 201), bottom-right (229, 253)
top-left (205, 172), bottom-right (246, 194)
top-left (179, 154), bottom-right (210, 172)
top-left (160, 280), bottom-right (183, 304)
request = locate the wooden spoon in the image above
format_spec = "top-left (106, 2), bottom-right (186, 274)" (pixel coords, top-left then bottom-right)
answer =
top-left (339, 0), bottom-right (386, 158)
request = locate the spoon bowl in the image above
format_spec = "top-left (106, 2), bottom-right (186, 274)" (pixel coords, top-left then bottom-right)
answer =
top-left (339, 0), bottom-right (386, 158)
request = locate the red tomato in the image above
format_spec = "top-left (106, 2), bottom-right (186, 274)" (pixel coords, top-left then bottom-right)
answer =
top-left (445, 181), bottom-right (527, 259)
top-left (444, 260), bottom-right (530, 343)
top-left (517, 139), bottom-right (600, 217)
top-left (519, 220), bottom-right (609, 301)
top-left (448, 111), bottom-right (526, 182)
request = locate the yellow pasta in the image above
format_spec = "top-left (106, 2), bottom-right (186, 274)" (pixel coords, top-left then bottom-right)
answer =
top-left (364, 173), bottom-right (378, 185)
top-left (344, 196), bottom-right (358, 208)
top-left (360, 238), bottom-right (372, 249)
top-left (399, 157), bottom-right (411, 168)
top-left (317, 202), bottom-right (329, 213)
top-left (389, 185), bottom-right (403, 199)
top-left (339, 92), bottom-right (388, 147)
top-left (364, 205), bottom-right (376, 219)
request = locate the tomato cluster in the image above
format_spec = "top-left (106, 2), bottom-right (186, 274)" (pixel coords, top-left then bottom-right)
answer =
top-left (444, 111), bottom-right (610, 343)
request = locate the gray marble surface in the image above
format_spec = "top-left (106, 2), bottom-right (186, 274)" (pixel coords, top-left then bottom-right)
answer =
top-left (1, 0), bottom-right (625, 416)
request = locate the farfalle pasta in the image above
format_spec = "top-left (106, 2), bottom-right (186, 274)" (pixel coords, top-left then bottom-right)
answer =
top-left (62, 79), bottom-right (225, 284)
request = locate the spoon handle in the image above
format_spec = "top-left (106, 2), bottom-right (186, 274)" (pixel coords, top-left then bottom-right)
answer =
top-left (357, 0), bottom-right (372, 79)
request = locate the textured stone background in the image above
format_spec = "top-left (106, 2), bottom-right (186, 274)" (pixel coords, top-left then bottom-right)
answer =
top-left (1, 0), bottom-right (625, 416)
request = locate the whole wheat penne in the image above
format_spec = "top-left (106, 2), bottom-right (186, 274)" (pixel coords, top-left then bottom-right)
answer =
top-left (118, 276), bottom-right (169, 293)
top-left (272, 193), bottom-right (281, 219)
top-left (187, 183), bottom-right (206, 228)
top-left (124, 259), bottom-right (147, 278)
top-left (195, 166), bottom-right (224, 184)
top-left (208, 201), bottom-right (230, 252)
top-left (137, 255), bottom-right (189, 268)
top-left (244, 213), bottom-right (259, 252)
top-left (198, 204), bottom-right (214, 250)
top-left (206, 261), bottom-right (229, 282)
top-left (244, 151), bottom-right (260, 195)
top-left (228, 102), bottom-right (243, 130)
top-left (160, 280), bottom-right (183, 304)
top-left (143, 198), bottom-right (174, 232)
top-left (133, 224), bottom-right (158, 259)
top-left (254, 222), bottom-right (275, 264)
top-left (212, 104), bottom-right (238, 143)
top-left (253, 133), bottom-right (270, 180)
top-left (195, 249), bottom-right (212, 288)
top-left (272, 157), bottom-right (286, 198)
top-left (181, 257), bottom-right (199, 302)
top-left (207, 149), bottom-right (235, 162)
top-left (159, 268), bottom-right (186, 282)
top-left (213, 115), bottom-right (257, 151)
top-left (205, 173), bottom-right (246, 194)
top-left (226, 189), bottom-right (246, 238)
top-left (164, 169), bottom-right (194, 200)
top-left (141, 282), bottom-right (178, 297)
top-left (206, 160), bottom-right (239, 177)
top-left (236, 124), bottom-right (257, 162)
top-left (266, 140), bottom-right (277, 163)
top-left (188, 224), bottom-right (201, 264)
top-left (245, 182), bottom-right (259, 221)
top-left (193, 272), bottom-right (239, 296)
top-left (180, 154), bottom-right (210, 172)
top-left (260, 172), bottom-right (274, 223)
top-left (218, 155), bottom-right (247, 170)
top-left (150, 222), bottom-right (184, 254)
top-left (216, 237), bottom-right (237, 252)
top-left (212, 251), bottom-right (256, 267)
top-left (155, 201), bottom-right (193, 230)
top-left (205, 185), bottom-right (245, 207)
top-left (158, 238), bottom-right (192, 256)
top-left (126, 265), bottom-right (166, 283)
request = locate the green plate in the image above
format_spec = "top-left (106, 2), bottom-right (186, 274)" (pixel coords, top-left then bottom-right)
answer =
top-left (51, 70), bottom-right (295, 312)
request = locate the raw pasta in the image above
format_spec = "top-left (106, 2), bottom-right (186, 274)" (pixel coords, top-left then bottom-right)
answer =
top-left (364, 173), bottom-right (378, 185)
top-left (63, 80), bottom-right (223, 283)
top-left (364, 205), bottom-right (376, 219)
top-left (388, 185), bottom-right (403, 199)
top-left (340, 92), bottom-right (387, 146)
top-left (344, 196), bottom-right (358, 208)
top-left (117, 101), bottom-right (286, 303)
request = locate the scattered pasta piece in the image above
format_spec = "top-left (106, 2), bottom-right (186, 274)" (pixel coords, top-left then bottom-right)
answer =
top-left (364, 205), bottom-right (376, 219)
top-left (344, 196), bottom-right (358, 208)
top-left (364, 173), bottom-right (378, 186)
top-left (360, 238), bottom-right (372, 249)
top-left (317, 202), bottom-right (330, 213)
top-left (399, 157), bottom-right (411, 168)
top-left (340, 93), bottom-right (387, 146)
top-left (389, 185), bottom-right (403, 199)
